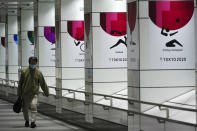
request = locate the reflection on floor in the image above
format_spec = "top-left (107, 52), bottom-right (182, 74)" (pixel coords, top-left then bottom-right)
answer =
top-left (0, 99), bottom-right (88, 131)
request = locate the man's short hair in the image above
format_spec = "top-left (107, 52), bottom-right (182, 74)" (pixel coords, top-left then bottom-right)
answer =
top-left (29, 57), bottom-right (38, 64)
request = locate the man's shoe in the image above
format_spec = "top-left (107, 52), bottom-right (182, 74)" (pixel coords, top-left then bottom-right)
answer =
top-left (25, 121), bottom-right (29, 127)
top-left (31, 122), bottom-right (36, 128)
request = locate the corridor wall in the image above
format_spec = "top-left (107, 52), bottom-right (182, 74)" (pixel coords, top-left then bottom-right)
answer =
top-left (0, 23), bottom-right (6, 79)
top-left (7, 15), bottom-right (18, 82)
top-left (34, 0), bottom-right (56, 95)
top-left (84, 0), bottom-right (128, 124)
top-left (127, 0), bottom-right (196, 130)
top-left (20, 9), bottom-right (34, 68)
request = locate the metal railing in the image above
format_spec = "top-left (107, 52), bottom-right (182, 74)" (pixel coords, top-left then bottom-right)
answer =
top-left (0, 78), bottom-right (196, 127)
top-left (49, 86), bottom-right (197, 113)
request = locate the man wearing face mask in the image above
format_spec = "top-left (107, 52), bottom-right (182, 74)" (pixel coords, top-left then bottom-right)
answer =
top-left (17, 56), bottom-right (49, 128)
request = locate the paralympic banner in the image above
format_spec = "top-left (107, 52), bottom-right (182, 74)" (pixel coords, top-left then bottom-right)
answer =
top-left (91, 0), bottom-right (127, 68)
top-left (61, 0), bottom-right (84, 67)
top-left (63, 21), bottom-right (85, 67)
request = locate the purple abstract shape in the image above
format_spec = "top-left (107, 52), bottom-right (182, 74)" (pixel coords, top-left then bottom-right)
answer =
top-left (44, 26), bottom-right (55, 44)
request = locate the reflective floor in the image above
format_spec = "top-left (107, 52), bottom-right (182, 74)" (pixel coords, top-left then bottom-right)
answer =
top-left (0, 99), bottom-right (88, 131)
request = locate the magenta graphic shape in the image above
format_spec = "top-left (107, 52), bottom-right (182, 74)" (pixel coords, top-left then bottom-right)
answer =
top-left (128, 1), bottom-right (137, 31)
top-left (149, 1), bottom-right (194, 30)
top-left (100, 12), bottom-right (127, 36)
top-left (67, 21), bottom-right (84, 41)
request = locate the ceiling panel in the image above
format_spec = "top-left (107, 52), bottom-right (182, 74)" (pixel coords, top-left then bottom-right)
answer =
top-left (0, 0), bottom-right (55, 17)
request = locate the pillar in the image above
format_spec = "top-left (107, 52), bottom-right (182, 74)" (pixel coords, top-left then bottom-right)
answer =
top-left (55, 0), bottom-right (62, 113)
top-left (34, 0), bottom-right (56, 93)
top-left (18, 7), bottom-right (34, 71)
top-left (84, 0), bottom-right (127, 123)
top-left (55, 0), bottom-right (85, 113)
top-left (127, 0), bottom-right (195, 130)
top-left (0, 22), bottom-right (6, 80)
top-left (7, 14), bottom-right (18, 83)
top-left (194, 0), bottom-right (197, 125)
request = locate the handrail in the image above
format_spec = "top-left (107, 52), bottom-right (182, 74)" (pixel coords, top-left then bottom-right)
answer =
top-left (50, 86), bottom-right (197, 113)
top-left (0, 79), bottom-right (196, 113)
top-left (0, 79), bottom-right (197, 126)
top-left (49, 93), bottom-right (197, 127)
top-left (85, 99), bottom-right (197, 127)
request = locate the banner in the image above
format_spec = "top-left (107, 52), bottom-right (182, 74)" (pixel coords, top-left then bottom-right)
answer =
top-left (94, 12), bottom-right (127, 68)
top-left (148, 1), bottom-right (195, 69)
top-left (39, 26), bottom-right (56, 66)
top-left (62, 21), bottom-right (85, 67)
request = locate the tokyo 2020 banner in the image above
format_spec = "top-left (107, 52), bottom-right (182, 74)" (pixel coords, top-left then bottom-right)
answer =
top-left (148, 0), bottom-right (195, 69)
top-left (94, 12), bottom-right (127, 68)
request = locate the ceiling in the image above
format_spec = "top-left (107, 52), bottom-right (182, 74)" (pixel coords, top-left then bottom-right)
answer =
top-left (0, 0), bottom-right (54, 16)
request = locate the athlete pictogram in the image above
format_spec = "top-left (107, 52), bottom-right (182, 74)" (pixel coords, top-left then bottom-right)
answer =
top-left (149, 1), bottom-right (194, 47)
top-left (161, 26), bottom-right (182, 47)
top-left (100, 12), bottom-right (127, 50)
top-left (110, 34), bottom-right (127, 49)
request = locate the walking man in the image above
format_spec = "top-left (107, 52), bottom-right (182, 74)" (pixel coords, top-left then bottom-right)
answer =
top-left (17, 57), bottom-right (49, 128)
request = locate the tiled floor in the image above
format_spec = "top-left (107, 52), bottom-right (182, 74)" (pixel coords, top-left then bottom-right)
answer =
top-left (0, 99), bottom-right (88, 131)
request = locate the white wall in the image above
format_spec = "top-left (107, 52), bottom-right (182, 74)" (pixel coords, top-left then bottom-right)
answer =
top-left (8, 15), bottom-right (18, 81)
top-left (0, 23), bottom-right (6, 79)
top-left (60, 0), bottom-right (85, 100)
top-left (37, 1), bottom-right (56, 89)
top-left (21, 10), bottom-right (34, 67)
